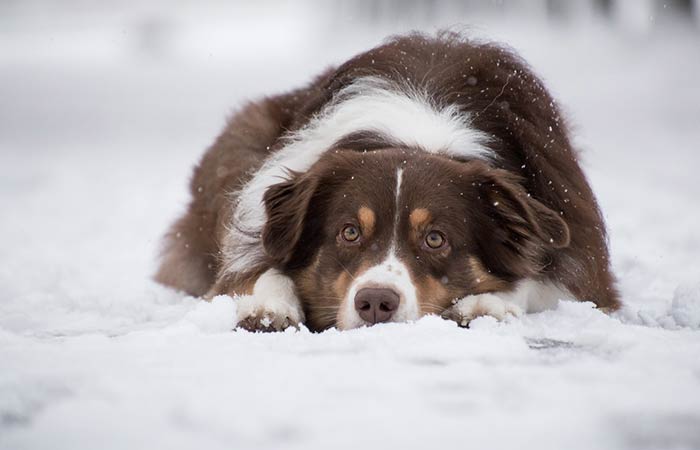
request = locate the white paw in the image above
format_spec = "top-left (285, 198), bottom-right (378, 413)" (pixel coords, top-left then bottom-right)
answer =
top-left (442, 293), bottom-right (523, 327)
top-left (235, 269), bottom-right (305, 332)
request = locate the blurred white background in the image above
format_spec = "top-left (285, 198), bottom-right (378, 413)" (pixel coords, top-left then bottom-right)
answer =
top-left (1, 0), bottom-right (699, 153)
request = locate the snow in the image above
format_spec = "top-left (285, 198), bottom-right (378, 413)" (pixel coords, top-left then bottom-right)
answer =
top-left (671, 284), bottom-right (700, 329)
top-left (1, 4), bottom-right (700, 450)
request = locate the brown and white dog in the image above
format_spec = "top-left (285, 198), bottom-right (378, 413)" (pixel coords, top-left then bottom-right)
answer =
top-left (155, 32), bottom-right (620, 332)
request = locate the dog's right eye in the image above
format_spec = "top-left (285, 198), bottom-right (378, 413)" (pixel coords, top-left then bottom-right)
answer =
top-left (341, 225), bottom-right (361, 242)
top-left (425, 230), bottom-right (446, 249)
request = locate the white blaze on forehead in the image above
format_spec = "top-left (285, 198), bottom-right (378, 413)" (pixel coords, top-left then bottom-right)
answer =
top-left (393, 168), bottom-right (404, 234)
top-left (338, 251), bottom-right (420, 330)
top-left (223, 76), bottom-right (492, 275)
top-left (395, 168), bottom-right (404, 202)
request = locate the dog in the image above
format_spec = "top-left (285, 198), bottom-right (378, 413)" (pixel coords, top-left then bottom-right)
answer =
top-left (155, 32), bottom-right (620, 332)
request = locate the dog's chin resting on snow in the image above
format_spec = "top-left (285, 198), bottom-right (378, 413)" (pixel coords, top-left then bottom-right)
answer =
top-left (155, 31), bottom-right (620, 332)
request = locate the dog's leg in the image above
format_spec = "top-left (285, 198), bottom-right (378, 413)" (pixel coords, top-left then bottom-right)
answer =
top-left (442, 293), bottom-right (523, 327)
top-left (441, 279), bottom-right (569, 327)
top-left (234, 268), bottom-right (305, 332)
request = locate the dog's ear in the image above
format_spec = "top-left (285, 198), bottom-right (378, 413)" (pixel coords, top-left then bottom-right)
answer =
top-left (472, 166), bottom-right (570, 277)
top-left (480, 168), bottom-right (570, 248)
top-left (262, 172), bottom-right (320, 268)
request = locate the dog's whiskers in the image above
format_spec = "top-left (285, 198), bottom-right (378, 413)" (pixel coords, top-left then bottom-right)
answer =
top-left (419, 301), bottom-right (449, 315)
top-left (331, 256), bottom-right (357, 282)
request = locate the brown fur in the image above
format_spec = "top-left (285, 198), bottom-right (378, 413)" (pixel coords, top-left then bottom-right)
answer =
top-left (155, 31), bottom-right (620, 330)
top-left (416, 275), bottom-right (450, 316)
top-left (467, 256), bottom-right (510, 293)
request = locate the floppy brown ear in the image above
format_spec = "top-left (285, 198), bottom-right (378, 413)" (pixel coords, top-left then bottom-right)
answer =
top-left (480, 168), bottom-right (570, 249)
top-left (522, 195), bottom-right (571, 248)
top-left (262, 172), bottom-right (319, 267)
top-left (471, 167), bottom-right (570, 279)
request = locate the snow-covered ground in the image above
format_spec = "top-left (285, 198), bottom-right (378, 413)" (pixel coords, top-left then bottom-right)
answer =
top-left (1, 4), bottom-right (700, 449)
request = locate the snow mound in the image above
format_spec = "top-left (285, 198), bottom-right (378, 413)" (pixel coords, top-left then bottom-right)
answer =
top-left (620, 282), bottom-right (700, 330)
top-left (670, 283), bottom-right (700, 329)
top-left (173, 295), bottom-right (237, 333)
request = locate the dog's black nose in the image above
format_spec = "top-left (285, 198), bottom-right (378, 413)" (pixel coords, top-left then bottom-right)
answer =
top-left (354, 288), bottom-right (400, 324)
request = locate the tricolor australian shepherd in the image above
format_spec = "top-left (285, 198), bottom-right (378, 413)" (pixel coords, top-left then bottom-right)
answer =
top-left (155, 32), bottom-right (620, 331)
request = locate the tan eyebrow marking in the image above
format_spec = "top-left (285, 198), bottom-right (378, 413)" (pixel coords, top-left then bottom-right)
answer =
top-left (358, 206), bottom-right (376, 237)
top-left (409, 208), bottom-right (431, 230)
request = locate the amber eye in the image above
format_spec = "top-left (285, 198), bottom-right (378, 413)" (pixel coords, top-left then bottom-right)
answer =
top-left (341, 225), bottom-right (360, 242)
top-left (425, 231), bottom-right (445, 249)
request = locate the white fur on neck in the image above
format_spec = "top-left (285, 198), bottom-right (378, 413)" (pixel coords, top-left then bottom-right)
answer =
top-left (223, 76), bottom-right (492, 275)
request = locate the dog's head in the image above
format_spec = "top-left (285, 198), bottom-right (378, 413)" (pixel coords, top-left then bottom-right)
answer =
top-left (261, 149), bottom-right (569, 331)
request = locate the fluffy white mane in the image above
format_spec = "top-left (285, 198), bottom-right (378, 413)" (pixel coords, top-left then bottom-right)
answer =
top-left (222, 77), bottom-right (493, 275)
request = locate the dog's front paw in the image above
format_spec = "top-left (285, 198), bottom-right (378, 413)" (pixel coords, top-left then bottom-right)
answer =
top-left (441, 293), bottom-right (522, 327)
top-left (234, 269), bottom-right (305, 332)
top-left (236, 300), bottom-right (300, 332)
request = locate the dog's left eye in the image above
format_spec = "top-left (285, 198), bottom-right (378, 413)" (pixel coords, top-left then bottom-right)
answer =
top-left (425, 231), bottom-right (446, 249)
top-left (341, 225), bottom-right (361, 242)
